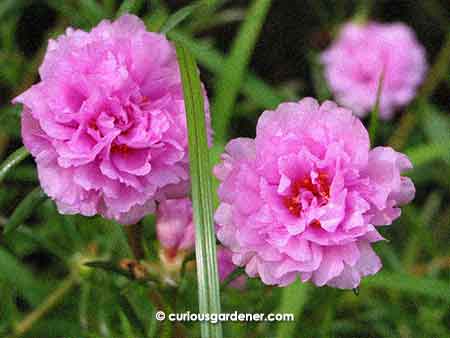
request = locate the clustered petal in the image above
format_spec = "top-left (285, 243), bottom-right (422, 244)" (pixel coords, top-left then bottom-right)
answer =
top-left (156, 198), bottom-right (245, 288)
top-left (156, 198), bottom-right (195, 255)
top-left (214, 98), bottom-right (414, 289)
top-left (321, 21), bottom-right (427, 119)
top-left (14, 14), bottom-right (211, 224)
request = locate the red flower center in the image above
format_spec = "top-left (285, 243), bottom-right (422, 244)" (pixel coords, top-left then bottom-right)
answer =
top-left (283, 172), bottom-right (330, 218)
top-left (112, 143), bottom-right (130, 154)
top-left (88, 119), bottom-right (98, 131)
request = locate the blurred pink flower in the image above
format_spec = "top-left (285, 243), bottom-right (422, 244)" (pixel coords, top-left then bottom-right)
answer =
top-left (217, 246), bottom-right (246, 289)
top-left (321, 22), bottom-right (427, 119)
top-left (214, 98), bottom-right (415, 289)
top-left (156, 198), bottom-right (195, 257)
top-left (156, 198), bottom-right (246, 289)
top-left (13, 15), bottom-right (211, 224)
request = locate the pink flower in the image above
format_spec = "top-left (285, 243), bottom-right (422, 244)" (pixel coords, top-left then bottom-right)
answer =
top-left (156, 198), bottom-right (246, 289)
top-left (214, 98), bottom-right (415, 289)
top-left (156, 198), bottom-right (195, 257)
top-left (321, 22), bottom-right (427, 119)
top-left (217, 246), bottom-right (246, 289)
top-left (13, 15), bottom-right (211, 224)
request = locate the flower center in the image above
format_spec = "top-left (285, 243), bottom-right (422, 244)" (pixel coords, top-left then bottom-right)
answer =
top-left (283, 172), bottom-right (330, 217)
top-left (88, 119), bottom-right (98, 131)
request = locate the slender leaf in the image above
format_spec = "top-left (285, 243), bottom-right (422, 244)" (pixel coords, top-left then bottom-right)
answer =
top-left (188, 7), bottom-right (245, 33)
top-left (11, 273), bottom-right (78, 338)
top-left (406, 143), bottom-right (450, 168)
top-left (84, 260), bottom-right (135, 280)
top-left (175, 42), bottom-right (222, 338)
top-left (389, 30), bottom-right (450, 149)
top-left (118, 310), bottom-right (137, 338)
top-left (121, 290), bottom-right (154, 336)
top-left (167, 31), bottom-right (285, 109)
top-left (308, 50), bottom-right (332, 101)
top-left (369, 70), bottom-right (384, 145)
top-left (160, 4), bottom-right (199, 34)
top-left (0, 248), bottom-right (50, 306)
top-left (7, 227), bottom-right (68, 261)
top-left (0, 146), bottom-right (29, 183)
top-left (423, 104), bottom-right (450, 145)
top-left (422, 103), bottom-right (450, 164)
top-left (419, 29), bottom-right (450, 99)
top-left (116, 0), bottom-right (145, 17)
top-left (79, 0), bottom-right (107, 24)
top-left (212, 0), bottom-right (272, 142)
top-left (3, 165), bottom-right (37, 183)
top-left (403, 192), bottom-right (442, 268)
top-left (145, 4), bottom-right (169, 32)
top-left (365, 272), bottom-right (450, 303)
top-left (221, 267), bottom-right (245, 288)
top-left (0, 105), bottom-right (21, 138)
top-left (44, 0), bottom-right (90, 28)
top-left (4, 187), bottom-right (46, 234)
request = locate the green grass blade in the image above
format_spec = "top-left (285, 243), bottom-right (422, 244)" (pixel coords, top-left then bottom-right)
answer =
top-left (212, 0), bottom-right (272, 142)
top-left (275, 282), bottom-right (309, 338)
top-left (0, 146), bottom-right (29, 183)
top-left (365, 272), bottom-right (450, 303)
top-left (4, 187), bottom-right (47, 234)
top-left (116, 0), bottom-right (145, 17)
top-left (369, 70), bottom-right (384, 145)
top-left (405, 143), bottom-right (450, 168)
top-left (44, 0), bottom-right (91, 28)
top-left (169, 31), bottom-right (284, 109)
top-left (175, 41), bottom-right (222, 338)
top-left (159, 4), bottom-right (199, 34)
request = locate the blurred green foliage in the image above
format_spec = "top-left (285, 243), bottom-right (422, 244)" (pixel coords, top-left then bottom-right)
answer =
top-left (0, 1), bottom-right (449, 337)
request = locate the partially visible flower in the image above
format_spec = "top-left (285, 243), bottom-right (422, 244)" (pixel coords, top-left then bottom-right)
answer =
top-left (214, 98), bottom-right (415, 289)
top-left (217, 246), bottom-right (246, 289)
top-left (321, 21), bottom-right (427, 119)
top-left (156, 198), bottom-right (195, 258)
top-left (156, 199), bottom-right (246, 289)
top-left (13, 14), bottom-right (211, 224)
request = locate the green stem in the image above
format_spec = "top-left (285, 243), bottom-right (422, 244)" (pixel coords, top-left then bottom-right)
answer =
top-left (275, 281), bottom-right (309, 338)
top-left (123, 223), bottom-right (145, 260)
top-left (369, 70), bottom-right (384, 145)
top-left (221, 267), bottom-right (245, 288)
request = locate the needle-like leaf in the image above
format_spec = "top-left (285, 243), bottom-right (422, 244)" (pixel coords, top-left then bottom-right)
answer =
top-left (0, 146), bottom-right (29, 183)
top-left (3, 187), bottom-right (46, 234)
top-left (175, 41), bottom-right (222, 338)
top-left (160, 3), bottom-right (199, 34)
